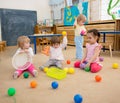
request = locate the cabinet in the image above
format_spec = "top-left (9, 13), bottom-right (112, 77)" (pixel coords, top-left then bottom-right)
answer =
top-left (34, 24), bottom-right (56, 45)
top-left (34, 24), bottom-right (55, 34)
top-left (56, 20), bottom-right (120, 50)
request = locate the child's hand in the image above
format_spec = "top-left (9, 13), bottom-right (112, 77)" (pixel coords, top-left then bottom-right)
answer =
top-left (85, 63), bottom-right (90, 68)
top-left (24, 49), bottom-right (29, 53)
top-left (19, 50), bottom-right (24, 54)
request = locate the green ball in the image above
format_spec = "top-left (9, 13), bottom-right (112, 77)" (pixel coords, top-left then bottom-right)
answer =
top-left (8, 88), bottom-right (16, 96)
top-left (23, 72), bottom-right (29, 78)
top-left (84, 67), bottom-right (90, 72)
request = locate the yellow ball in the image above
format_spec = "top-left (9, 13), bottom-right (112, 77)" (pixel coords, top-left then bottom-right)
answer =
top-left (43, 67), bottom-right (49, 73)
top-left (62, 31), bottom-right (67, 36)
top-left (68, 67), bottom-right (75, 74)
top-left (112, 63), bottom-right (119, 69)
top-left (63, 67), bottom-right (68, 73)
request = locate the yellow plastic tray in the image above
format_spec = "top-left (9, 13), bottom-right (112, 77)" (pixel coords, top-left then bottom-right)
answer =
top-left (46, 67), bottom-right (67, 80)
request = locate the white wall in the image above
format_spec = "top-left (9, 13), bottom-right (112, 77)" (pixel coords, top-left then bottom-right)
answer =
top-left (100, 0), bottom-right (112, 20)
top-left (0, 0), bottom-right (51, 41)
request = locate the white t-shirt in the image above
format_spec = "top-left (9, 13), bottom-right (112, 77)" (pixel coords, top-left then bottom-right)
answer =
top-left (14, 47), bottom-right (34, 57)
top-left (49, 36), bottom-right (67, 60)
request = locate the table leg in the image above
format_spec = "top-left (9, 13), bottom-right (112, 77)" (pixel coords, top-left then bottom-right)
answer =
top-left (33, 37), bottom-right (37, 54)
top-left (103, 33), bottom-right (106, 52)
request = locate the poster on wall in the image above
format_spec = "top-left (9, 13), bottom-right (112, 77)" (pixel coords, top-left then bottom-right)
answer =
top-left (64, 6), bottom-right (79, 26)
top-left (64, 1), bottom-right (88, 25)
top-left (108, 0), bottom-right (120, 19)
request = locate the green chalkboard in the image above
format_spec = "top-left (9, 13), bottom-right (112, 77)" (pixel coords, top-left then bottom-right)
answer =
top-left (0, 8), bottom-right (37, 46)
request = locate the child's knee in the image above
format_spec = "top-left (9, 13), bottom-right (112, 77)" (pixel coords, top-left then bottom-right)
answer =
top-left (90, 63), bottom-right (102, 73)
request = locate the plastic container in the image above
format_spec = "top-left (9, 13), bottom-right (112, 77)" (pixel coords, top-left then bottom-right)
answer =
top-left (46, 67), bottom-right (67, 80)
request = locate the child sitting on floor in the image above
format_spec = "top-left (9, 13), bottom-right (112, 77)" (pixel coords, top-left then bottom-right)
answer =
top-left (39, 36), bottom-right (67, 70)
top-left (74, 29), bottom-right (102, 73)
top-left (12, 36), bottom-right (38, 78)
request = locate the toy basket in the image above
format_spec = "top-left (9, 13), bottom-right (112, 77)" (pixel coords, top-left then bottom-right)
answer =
top-left (46, 67), bottom-right (67, 80)
top-left (12, 52), bottom-right (32, 70)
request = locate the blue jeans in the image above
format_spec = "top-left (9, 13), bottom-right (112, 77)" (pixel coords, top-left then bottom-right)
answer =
top-left (74, 36), bottom-right (84, 60)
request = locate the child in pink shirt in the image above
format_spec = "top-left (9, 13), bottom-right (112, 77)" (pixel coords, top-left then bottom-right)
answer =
top-left (74, 29), bottom-right (102, 73)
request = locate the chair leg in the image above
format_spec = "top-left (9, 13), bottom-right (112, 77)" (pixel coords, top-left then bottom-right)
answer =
top-left (109, 45), bottom-right (112, 57)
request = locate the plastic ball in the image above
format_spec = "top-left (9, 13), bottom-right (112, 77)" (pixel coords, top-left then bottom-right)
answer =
top-left (80, 63), bottom-right (86, 69)
top-left (7, 88), bottom-right (16, 96)
top-left (95, 75), bottom-right (102, 82)
top-left (62, 31), bottom-right (67, 36)
top-left (74, 61), bottom-right (80, 68)
top-left (23, 72), bottom-right (29, 78)
top-left (30, 80), bottom-right (37, 88)
top-left (43, 67), bottom-right (49, 73)
top-left (63, 67), bottom-right (68, 73)
top-left (99, 57), bottom-right (104, 62)
top-left (74, 94), bottom-right (83, 103)
top-left (68, 68), bottom-right (75, 74)
top-left (80, 30), bottom-right (85, 36)
top-left (112, 63), bottom-right (119, 69)
top-left (67, 60), bottom-right (71, 64)
top-left (84, 67), bottom-right (90, 72)
top-left (51, 81), bottom-right (58, 89)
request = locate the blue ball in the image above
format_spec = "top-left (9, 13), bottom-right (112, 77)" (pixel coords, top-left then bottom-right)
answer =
top-left (51, 81), bottom-right (58, 89)
top-left (74, 94), bottom-right (83, 103)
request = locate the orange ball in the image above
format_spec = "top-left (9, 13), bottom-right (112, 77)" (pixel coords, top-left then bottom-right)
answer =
top-left (67, 60), bottom-right (71, 64)
top-left (95, 75), bottom-right (102, 82)
top-left (30, 81), bottom-right (37, 88)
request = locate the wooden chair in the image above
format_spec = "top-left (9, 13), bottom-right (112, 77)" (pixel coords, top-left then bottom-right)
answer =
top-left (0, 41), bottom-right (6, 52)
top-left (100, 42), bottom-right (113, 57)
top-left (39, 38), bottom-right (51, 51)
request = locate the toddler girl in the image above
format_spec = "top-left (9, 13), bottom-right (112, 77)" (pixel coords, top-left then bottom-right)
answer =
top-left (13, 36), bottom-right (38, 78)
top-left (74, 29), bottom-right (102, 73)
top-left (39, 36), bottom-right (67, 70)
top-left (74, 14), bottom-right (87, 60)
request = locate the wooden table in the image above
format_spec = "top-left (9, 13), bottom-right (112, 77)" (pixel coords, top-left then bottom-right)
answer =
top-left (99, 31), bottom-right (120, 51)
top-left (28, 34), bottom-right (62, 54)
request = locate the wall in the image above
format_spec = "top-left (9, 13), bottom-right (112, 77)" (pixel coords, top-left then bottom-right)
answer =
top-left (0, 0), bottom-right (51, 41)
top-left (100, 0), bottom-right (112, 20)
top-left (89, 0), bottom-right (112, 21)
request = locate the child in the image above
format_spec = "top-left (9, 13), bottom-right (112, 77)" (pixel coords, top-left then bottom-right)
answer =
top-left (13, 36), bottom-right (38, 78)
top-left (74, 14), bottom-right (87, 60)
top-left (62, 31), bottom-right (68, 50)
top-left (74, 29), bottom-right (102, 73)
top-left (39, 36), bottom-right (67, 70)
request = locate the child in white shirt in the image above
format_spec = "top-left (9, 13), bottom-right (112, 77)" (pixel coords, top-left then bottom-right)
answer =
top-left (13, 36), bottom-right (38, 78)
top-left (39, 36), bottom-right (67, 70)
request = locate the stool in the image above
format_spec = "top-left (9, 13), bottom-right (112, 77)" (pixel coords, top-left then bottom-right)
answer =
top-left (100, 42), bottom-right (113, 57)
top-left (0, 41), bottom-right (6, 51)
top-left (0, 45), bottom-right (4, 52)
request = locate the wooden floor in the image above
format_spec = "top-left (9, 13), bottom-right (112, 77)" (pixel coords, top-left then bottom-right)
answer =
top-left (0, 46), bottom-right (120, 103)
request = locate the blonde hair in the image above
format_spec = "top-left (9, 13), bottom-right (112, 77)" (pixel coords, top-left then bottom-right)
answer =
top-left (17, 36), bottom-right (30, 49)
top-left (77, 14), bottom-right (86, 24)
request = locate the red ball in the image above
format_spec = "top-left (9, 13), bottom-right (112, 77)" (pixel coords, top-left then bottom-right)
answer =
top-left (95, 75), bottom-right (102, 82)
top-left (74, 61), bottom-right (80, 68)
top-left (67, 60), bottom-right (71, 64)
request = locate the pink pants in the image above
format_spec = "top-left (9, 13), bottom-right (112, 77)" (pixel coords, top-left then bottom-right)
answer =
top-left (74, 61), bottom-right (102, 73)
top-left (16, 63), bottom-right (35, 77)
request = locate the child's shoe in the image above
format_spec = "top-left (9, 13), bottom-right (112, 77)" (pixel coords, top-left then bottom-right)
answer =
top-left (33, 70), bottom-right (38, 77)
top-left (39, 66), bottom-right (44, 71)
top-left (13, 71), bottom-right (19, 79)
